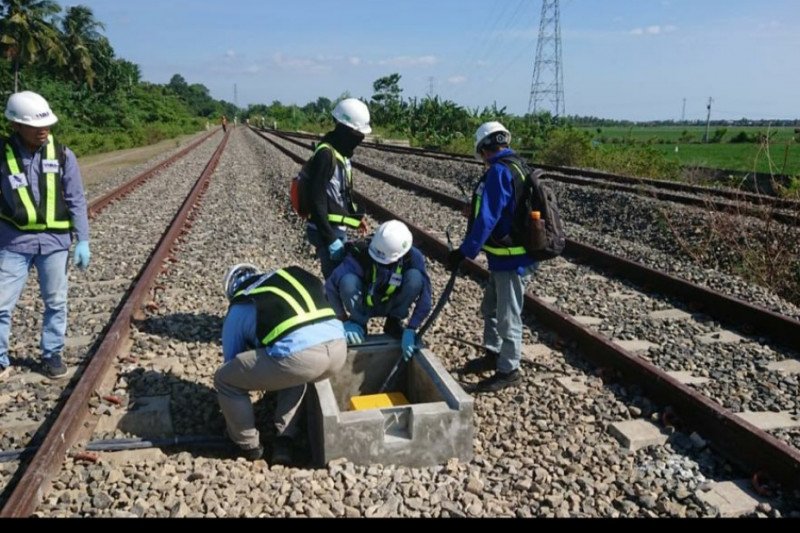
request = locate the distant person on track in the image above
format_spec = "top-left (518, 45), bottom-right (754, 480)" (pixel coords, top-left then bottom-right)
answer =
top-left (303, 98), bottom-right (371, 278)
top-left (325, 220), bottom-right (431, 359)
top-left (447, 121), bottom-right (537, 393)
top-left (0, 91), bottom-right (90, 381)
top-left (221, 115), bottom-right (228, 133)
top-left (214, 263), bottom-right (346, 464)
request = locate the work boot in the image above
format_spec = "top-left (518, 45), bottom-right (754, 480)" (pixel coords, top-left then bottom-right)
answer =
top-left (271, 436), bottom-right (294, 465)
top-left (469, 369), bottom-right (522, 394)
top-left (459, 350), bottom-right (498, 375)
top-left (383, 316), bottom-right (404, 340)
top-left (238, 445), bottom-right (264, 461)
top-left (42, 354), bottom-right (67, 379)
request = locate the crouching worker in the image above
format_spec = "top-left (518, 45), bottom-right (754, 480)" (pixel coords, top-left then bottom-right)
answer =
top-left (325, 220), bottom-right (432, 361)
top-left (214, 264), bottom-right (346, 464)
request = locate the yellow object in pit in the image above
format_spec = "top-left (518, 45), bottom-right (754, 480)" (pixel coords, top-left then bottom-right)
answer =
top-left (349, 392), bottom-right (409, 411)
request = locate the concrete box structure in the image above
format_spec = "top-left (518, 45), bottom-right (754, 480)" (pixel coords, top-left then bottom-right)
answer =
top-left (307, 336), bottom-right (474, 467)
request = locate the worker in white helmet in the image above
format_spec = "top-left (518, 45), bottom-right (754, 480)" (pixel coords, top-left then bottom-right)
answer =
top-left (302, 98), bottom-right (371, 277)
top-left (325, 220), bottom-right (431, 361)
top-left (0, 91), bottom-right (90, 381)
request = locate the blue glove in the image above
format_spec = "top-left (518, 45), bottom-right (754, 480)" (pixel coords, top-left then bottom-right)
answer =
top-left (328, 239), bottom-right (345, 261)
top-left (73, 240), bottom-right (91, 270)
top-left (343, 321), bottom-right (365, 345)
top-left (401, 329), bottom-right (418, 361)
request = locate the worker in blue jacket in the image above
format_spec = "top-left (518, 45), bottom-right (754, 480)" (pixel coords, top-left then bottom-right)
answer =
top-left (326, 220), bottom-right (432, 361)
top-left (448, 121), bottom-right (537, 393)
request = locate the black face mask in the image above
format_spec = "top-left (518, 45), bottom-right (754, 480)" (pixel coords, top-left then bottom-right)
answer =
top-left (323, 123), bottom-right (365, 158)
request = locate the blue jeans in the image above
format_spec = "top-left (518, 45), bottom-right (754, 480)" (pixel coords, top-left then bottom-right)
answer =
top-left (334, 269), bottom-right (424, 327)
top-left (0, 249), bottom-right (69, 368)
top-left (481, 264), bottom-right (538, 374)
top-left (306, 225), bottom-right (347, 279)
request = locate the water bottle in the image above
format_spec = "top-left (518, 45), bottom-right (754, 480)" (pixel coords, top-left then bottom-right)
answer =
top-left (528, 210), bottom-right (547, 251)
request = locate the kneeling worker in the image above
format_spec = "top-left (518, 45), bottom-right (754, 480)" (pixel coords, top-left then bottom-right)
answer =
top-left (325, 220), bottom-right (432, 361)
top-left (214, 264), bottom-right (346, 464)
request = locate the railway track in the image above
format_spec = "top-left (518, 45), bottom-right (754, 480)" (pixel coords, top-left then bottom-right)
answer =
top-left (1, 127), bottom-right (796, 516)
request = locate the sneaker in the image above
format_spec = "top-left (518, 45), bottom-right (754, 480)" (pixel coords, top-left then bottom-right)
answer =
top-left (383, 316), bottom-right (404, 339)
top-left (42, 355), bottom-right (67, 379)
top-left (270, 436), bottom-right (294, 465)
top-left (469, 369), bottom-right (521, 393)
top-left (459, 350), bottom-right (498, 375)
top-left (238, 445), bottom-right (264, 461)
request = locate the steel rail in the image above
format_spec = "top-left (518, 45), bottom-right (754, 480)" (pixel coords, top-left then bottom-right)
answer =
top-left (258, 129), bottom-right (800, 489)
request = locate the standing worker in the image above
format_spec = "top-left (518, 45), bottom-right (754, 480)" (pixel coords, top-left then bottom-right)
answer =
top-left (214, 264), bottom-right (346, 464)
top-left (325, 220), bottom-right (431, 360)
top-left (0, 91), bottom-right (90, 380)
top-left (303, 98), bottom-right (371, 278)
top-left (447, 122), bottom-right (537, 393)
top-left (221, 115), bottom-right (228, 133)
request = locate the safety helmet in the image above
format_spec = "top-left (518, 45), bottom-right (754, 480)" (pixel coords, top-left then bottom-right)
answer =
top-left (474, 121), bottom-right (511, 156)
top-left (332, 98), bottom-right (372, 135)
top-left (368, 220), bottom-right (412, 265)
top-left (223, 263), bottom-right (259, 300)
top-left (5, 91), bottom-right (58, 128)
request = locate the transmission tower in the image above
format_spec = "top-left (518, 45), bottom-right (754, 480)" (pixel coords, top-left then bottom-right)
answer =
top-left (527, 0), bottom-right (565, 118)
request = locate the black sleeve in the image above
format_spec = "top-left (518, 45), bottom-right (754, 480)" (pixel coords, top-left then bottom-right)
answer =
top-left (306, 148), bottom-right (337, 245)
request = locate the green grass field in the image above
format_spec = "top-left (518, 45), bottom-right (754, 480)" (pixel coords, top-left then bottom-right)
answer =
top-left (580, 126), bottom-right (800, 174)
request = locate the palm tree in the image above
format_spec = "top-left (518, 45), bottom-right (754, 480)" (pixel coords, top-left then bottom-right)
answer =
top-left (61, 5), bottom-right (105, 88)
top-left (0, 0), bottom-right (65, 91)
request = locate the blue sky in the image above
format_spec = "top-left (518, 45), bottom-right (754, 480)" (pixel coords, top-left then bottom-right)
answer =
top-left (69, 0), bottom-right (799, 121)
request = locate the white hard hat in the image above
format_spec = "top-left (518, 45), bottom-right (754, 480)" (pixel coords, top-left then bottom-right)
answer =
top-left (369, 220), bottom-right (412, 265)
top-left (223, 263), bottom-right (259, 300)
top-left (474, 121), bottom-right (510, 155)
top-left (5, 91), bottom-right (58, 127)
top-left (332, 98), bottom-right (372, 135)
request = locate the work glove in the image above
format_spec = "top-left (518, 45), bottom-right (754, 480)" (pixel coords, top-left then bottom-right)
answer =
top-left (73, 240), bottom-right (91, 270)
top-left (401, 329), bottom-right (418, 361)
top-left (446, 248), bottom-right (465, 272)
top-left (328, 239), bottom-right (345, 261)
top-left (343, 321), bottom-right (365, 345)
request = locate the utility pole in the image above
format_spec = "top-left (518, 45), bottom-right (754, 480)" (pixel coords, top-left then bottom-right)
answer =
top-left (681, 98), bottom-right (686, 122)
top-left (234, 83), bottom-right (238, 109)
top-left (528, 0), bottom-right (565, 118)
top-left (703, 97), bottom-right (714, 143)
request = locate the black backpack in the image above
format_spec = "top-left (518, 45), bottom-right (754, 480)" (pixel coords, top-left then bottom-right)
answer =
top-left (501, 157), bottom-right (566, 261)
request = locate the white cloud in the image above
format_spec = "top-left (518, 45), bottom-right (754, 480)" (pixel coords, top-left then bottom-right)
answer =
top-left (630, 24), bottom-right (677, 36)
top-left (243, 65), bottom-right (261, 74)
top-left (271, 52), bottom-right (332, 72)
top-left (377, 55), bottom-right (438, 67)
top-left (225, 50), bottom-right (237, 59)
top-left (348, 56), bottom-right (362, 66)
top-left (448, 75), bottom-right (467, 85)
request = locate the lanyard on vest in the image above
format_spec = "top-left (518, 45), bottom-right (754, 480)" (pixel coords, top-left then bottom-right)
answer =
top-left (3, 135), bottom-right (70, 231)
top-left (366, 262), bottom-right (403, 307)
top-left (234, 269), bottom-right (335, 345)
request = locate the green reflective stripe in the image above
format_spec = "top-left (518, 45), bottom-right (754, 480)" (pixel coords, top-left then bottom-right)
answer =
top-left (276, 269), bottom-right (316, 311)
top-left (366, 263), bottom-right (402, 307)
top-left (244, 285), bottom-right (305, 315)
top-left (261, 308), bottom-right (336, 346)
top-left (482, 244), bottom-right (527, 256)
top-left (4, 142), bottom-right (42, 229)
top-left (327, 214), bottom-right (361, 228)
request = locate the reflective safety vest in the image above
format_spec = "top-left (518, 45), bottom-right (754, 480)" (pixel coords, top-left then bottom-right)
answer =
top-left (230, 266), bottom-right (335, 347)
top-left (469, 158), bottom-right (528, 257)
top-left (350, 242), bottom-right (406, 307)
top-left (316, 142), bottom-right (362, 229)
top-left (0, 135), bottom-right (71, 232)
